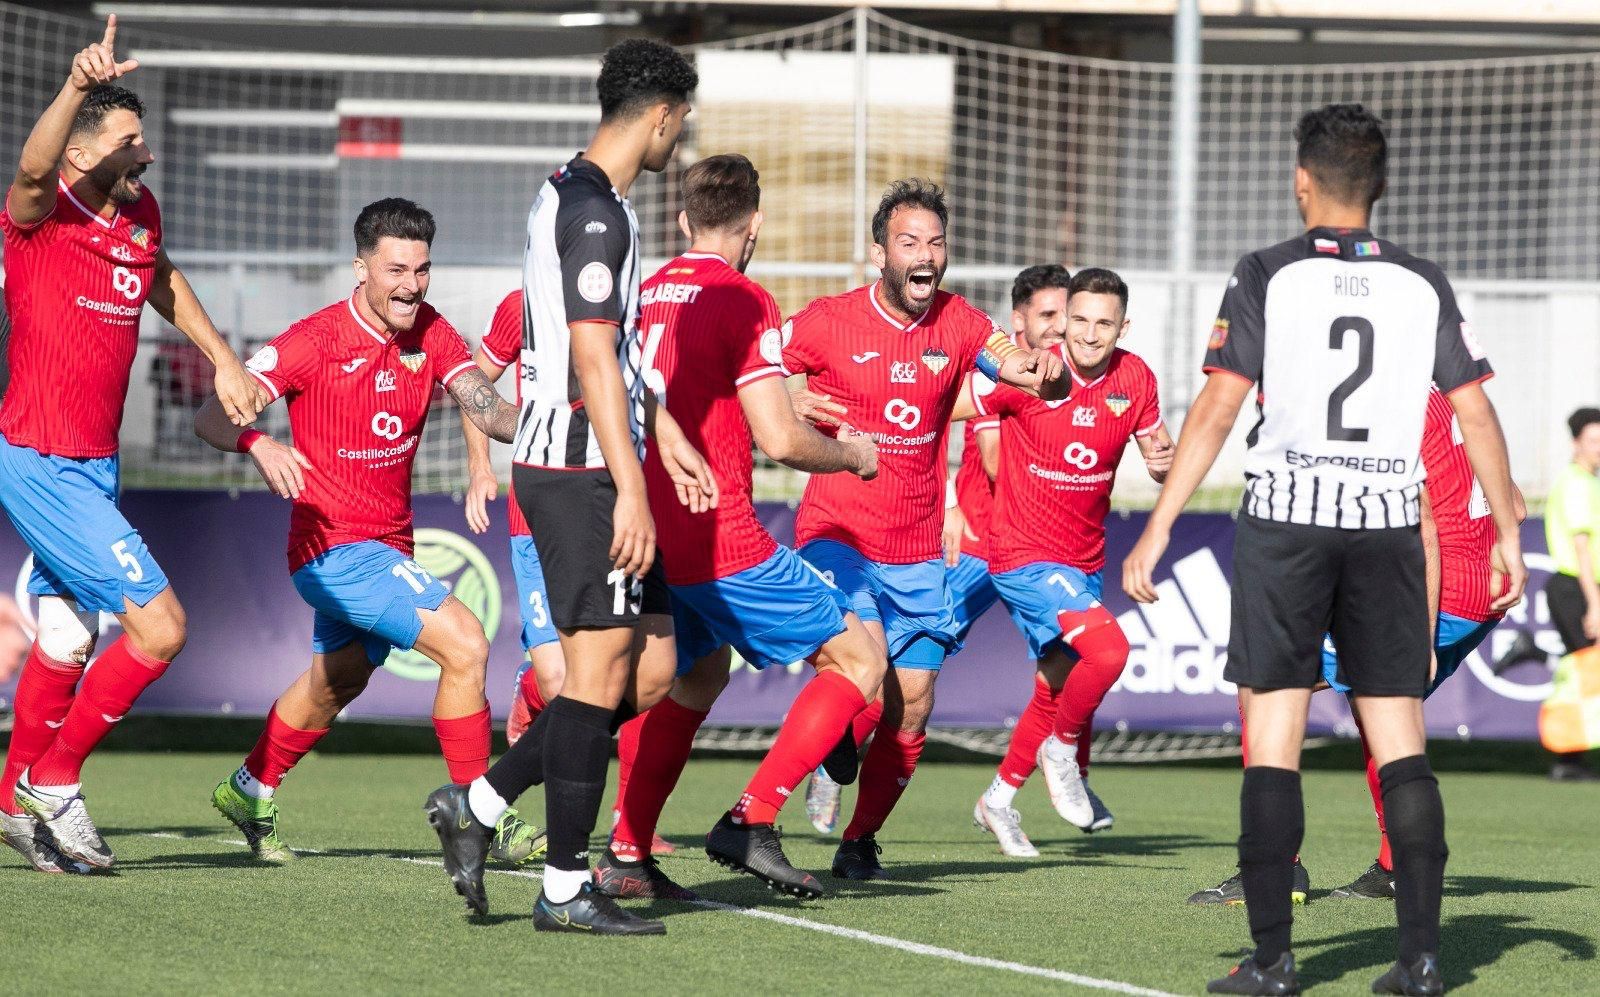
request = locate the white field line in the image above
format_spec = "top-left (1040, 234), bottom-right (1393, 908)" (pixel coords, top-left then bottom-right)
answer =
top-left (138, 833), bottom-right (1178, 996)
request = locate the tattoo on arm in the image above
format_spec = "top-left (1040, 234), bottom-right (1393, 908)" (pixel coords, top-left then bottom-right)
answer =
top-left (449, 368), bottom-right (519, 444)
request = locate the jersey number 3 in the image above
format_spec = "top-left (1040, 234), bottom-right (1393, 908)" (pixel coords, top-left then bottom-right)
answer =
top-left (1326, 316), bottom-right (1374, 443)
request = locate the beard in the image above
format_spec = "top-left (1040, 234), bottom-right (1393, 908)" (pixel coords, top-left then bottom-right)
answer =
top-left (88, 161), bottom-right (146, 205)
top-left (880, 259), bottom-right (943, 318)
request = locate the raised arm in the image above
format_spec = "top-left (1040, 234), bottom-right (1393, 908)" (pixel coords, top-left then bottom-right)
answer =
top-left (148, 248), bottom-right (262, 426)
top-left (741, 375), bottom-right (876, 478)
top-left (458, 349), bottom-right (508, 534)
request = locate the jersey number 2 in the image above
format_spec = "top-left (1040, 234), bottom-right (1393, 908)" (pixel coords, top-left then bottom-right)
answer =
top-left (1326, 316), bottom-right (1373, 442)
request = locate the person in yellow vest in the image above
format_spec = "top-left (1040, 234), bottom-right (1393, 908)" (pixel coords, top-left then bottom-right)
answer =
top-left (1543, 406), bottom-right (1600, 781)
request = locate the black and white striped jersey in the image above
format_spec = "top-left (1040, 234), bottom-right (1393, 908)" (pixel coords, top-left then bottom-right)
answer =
top-left (513, 156), bottom-right (645, 469)
top-left (1204, 227), bottom-right (1492, 530)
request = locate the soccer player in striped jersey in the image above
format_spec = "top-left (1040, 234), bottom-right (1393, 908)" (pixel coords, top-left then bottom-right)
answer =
top-left (781, 179), bottom-right (1069, 880)
top-left (194, 199), bottom-right (539, 867)
top-left (1188, 385), bottom-right (1525, 907)
top-left (0, 17), bottom-right (263, 873)
top-left (961, 268), bottom-right (1172, 852)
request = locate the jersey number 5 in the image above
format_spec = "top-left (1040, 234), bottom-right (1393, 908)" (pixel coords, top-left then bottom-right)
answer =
top-left (1326, 316), bottom-right (1374, 442)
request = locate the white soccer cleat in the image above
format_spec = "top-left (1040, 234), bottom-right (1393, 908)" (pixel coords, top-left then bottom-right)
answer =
top-left (1084, 781), bottom-right (1114, 833)
top-left (972, 796), bottom-right (1039, 858)
top-left (1036, 736), bottom-right (1095, 829)
top-left (805, 767), bottom-right (841, 835)
top-left (12, 770), bottom-right (114, 868)
top-left (0, 809), bottom-right (93, 874)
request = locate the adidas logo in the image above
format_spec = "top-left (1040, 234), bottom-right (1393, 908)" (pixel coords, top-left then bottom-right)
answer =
top-left (1112, 547), bottom-right (1237, 697)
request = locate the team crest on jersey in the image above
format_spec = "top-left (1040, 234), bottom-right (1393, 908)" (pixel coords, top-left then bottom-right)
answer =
top-left (921, 347), bottom-right (950, 374)
top-left (128, 224), bottom-right (150, 249)
top-left (890, 360), bottom-right (917, 384)
top-left (374, 368), bottom-right (397, 392)
top-left (1072, 405), bottom-right (1096, 427)
top-left (1106, 392), bottom-right (1132, 417)
top-left (1208, 318), bottom-right (1229, 351)
top-left (399, 349), bottom-right (426, 374)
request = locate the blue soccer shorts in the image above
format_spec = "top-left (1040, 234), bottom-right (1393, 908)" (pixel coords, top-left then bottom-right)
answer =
top-left (670, 545), bottom-right (850, 676)
top-left (509, 535), bottom-right (559, 652)
top-left (947, 553), bottom-right (1001, 646)
top-left (990, 561), bottom-right (1106, 660)
top-left (1321, 611), bottom-right (1499, 698)
top-left (799, 539), bottom-right (958, 669)
top-left (0, 434), bottom-right (168, 614)
top-left (291, 540), bottom-right (451, 667)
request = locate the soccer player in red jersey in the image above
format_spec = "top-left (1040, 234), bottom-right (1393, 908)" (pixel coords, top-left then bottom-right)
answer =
top-left (1187, 384), bottom-right (1525, 906)
top-left (781, 179), bottom-right (1069, 879)
top-left (193, 199), bottom-right (536, 866)
top-left (0, 17), bottom-right (262, 873)
top-left (963, 268), bottom-right (1172, 840)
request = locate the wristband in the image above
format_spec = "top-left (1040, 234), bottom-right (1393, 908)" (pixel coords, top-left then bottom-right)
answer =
top-left (236, 428), bottom-right (266, 453)
top-left (945, 477), bottom-right (960, 510)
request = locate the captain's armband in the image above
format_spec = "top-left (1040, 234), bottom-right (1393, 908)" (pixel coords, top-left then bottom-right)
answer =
top-left (974, 330), bottom-right (1021, 382)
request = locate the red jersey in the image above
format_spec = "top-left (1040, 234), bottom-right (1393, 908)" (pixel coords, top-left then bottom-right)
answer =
top-left (978, 347), bottom-right (1162, 574)
top-left (479, 290), bottom-right (529, 538)
top-left (954, 415), bottom-right (1000, 561)
top-left (783, 284), bottom-right (1000, 564)
top-left (638, 253), bottom-right (785, 585)
top-left (1421, 385), bottom-right (1498, 622)
top-left (246, 294), bottom-right (475, 572)
top-left (0, 180), bottom-right (162, 457)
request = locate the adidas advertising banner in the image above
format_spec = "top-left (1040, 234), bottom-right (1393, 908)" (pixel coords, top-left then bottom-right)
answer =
top-left (0, 493), bottom-right (1561, 740)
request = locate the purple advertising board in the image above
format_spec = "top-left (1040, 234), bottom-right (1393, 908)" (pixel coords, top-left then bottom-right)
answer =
top-left (0, 492), bottom-right (1562, 739)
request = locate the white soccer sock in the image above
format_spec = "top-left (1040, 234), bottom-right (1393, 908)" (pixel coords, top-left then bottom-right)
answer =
top-left (543, 864), bottom-right (591, 904)
top-left (28, 778), bottom-right (80, 799)
top-left (467, 777), bottom-right (509, 828)
top-left (1043, 734), bottom-right (1077, 765)
top-left (984, 774), bottom-right (1018, 810)
top-left (233, 765), bottom-right (273, 799)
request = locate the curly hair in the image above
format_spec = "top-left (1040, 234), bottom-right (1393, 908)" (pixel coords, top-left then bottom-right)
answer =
top-left (71, 84), bottom-right (144, 139)
top-left (871, 177), bottom-right (947, 246)
top-left (597, 38), bottom-right (698, 121)
top-left (1294, 102), bottom-right (1388, 208)
top-left (1010, 263), bottom-right (1071, 310)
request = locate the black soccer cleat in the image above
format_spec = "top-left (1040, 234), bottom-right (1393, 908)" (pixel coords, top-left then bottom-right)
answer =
top-left (1371, 953), bottom-right (1443, 995)
top-left (1330, 862), bottom-right (1396, 900)
top-left (532, 882), bottom-right (666, 935)
top-left (594, 848), bottom-right (699, 901)
top-left (1207, 952), bottom-right (1300, 995)
top-left (1187, 861), bottom-right (1309, 906)
top-left (705, 811), bottom-right (825, 899)
top-left (423, 784), bottom-right (492, 916)
top-left (831, 834), bottom-right (886, 881)
top-left (820, 730), bottom-right (860, 786)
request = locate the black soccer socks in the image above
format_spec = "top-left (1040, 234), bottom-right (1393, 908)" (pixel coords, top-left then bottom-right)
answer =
top-left (484, 704), bottom-right (552, 803)
top-left (542, 697), bottom-right (616, 873)
top-left (1238, 766), bottom-right (1305, 967)
top-left (1379, 754), bottom-right (1447, 964)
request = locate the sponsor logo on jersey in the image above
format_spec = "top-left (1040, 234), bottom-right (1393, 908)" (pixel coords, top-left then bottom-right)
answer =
top-left (921, 347), bottom-right (950, 374)
top-left (1106, 392), bottom-right (1132, 417)
top-left (851, 351), bottom-right (880, 364)
top-left (246, 345), bottom-right (279, 373)
top-left (399, 349), bottom-right (426, 374)
top-left (110, 244), bottom-right (134, 262)
top-left (577, 261), bottom-right (613, 304)
top-left (374, 368), bottom-right (396, 392)
top-left (128, 224), bottom-right (150, 249)
top-left (890, 360), bottom-right (917, 384)
top-left (1072, 405), bottom-right (1096, 427)
top-left (1314, 238), bottom-right (1340, 254)
top-left (884, 398), bottom-right (922, 430)
top-left (584, 220), bottom-right (607, 234)
top-left (1208, 318), bottom-right (1229, 351)
top-left (341, 357), bottom-right (368, 374)
top-left (1062, 441), bottom-right (1099, 470)
top-left (1354, 240), bottom-right (1381, 257)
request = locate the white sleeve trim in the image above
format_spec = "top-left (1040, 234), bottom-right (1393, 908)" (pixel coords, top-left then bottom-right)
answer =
top-left (1134, 416), bottom-right (1164, 439)
top-left (479, 342), bottom-right (514, 368)
top-left (735, 366), bottom-right (784, 387)
top-left (247, 368), bottom-right (282, 400)
top-left (440, 360), bottom-right (477, 388)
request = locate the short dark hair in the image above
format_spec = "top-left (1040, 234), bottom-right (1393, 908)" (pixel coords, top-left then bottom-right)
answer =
top-left (353, 197), bottom-right (435, 255)
top-left (1569, 408), bottom-right (1600, 439)
top-left (871, 178), bottom-right (947, 246)
top-left (1068, 266), bottom-right (1129, 313)
top-left (1010, 264), bottom-right (1072, 310)
top-left (597, 39), bottom-right (698, 121)
top-left (71, 84), bottom-right (144, 139)
top-left (1294, 103), bottom-right (1388, 208)
top-left (682, 154), bottom-right (760, 233)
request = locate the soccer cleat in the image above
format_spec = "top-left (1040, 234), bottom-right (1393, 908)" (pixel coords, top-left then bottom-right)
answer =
top-left (211, 778), bottom-right (296, 863)
top-left (489, 808), bottom-right (545, 867)
top-left (1036, 736), bottom-right (1095, 829)
top-left (423, 784), bottom-right (492, 916)
top-left (1084, 781), bottom-right (1115, 833)
top-left (0, 809), bottom-right (92, 874)
top-left (973, 796), bottom-right (1040, 858)
top-left (705, 811), bottom-right (825, 899)
top-left (1371, 953), bottom-right (1443, 995)
top-left (805, 767), bottom-right (842, 834)
top-left (533, 881), bottom-right (666, 935)
top-left (831, 834), bottom-right (886, 881)
top-left (820, 730), bottom-right (860, 785)
top-left (1330, 862), bottom-right (1395, 900)
top-left (594, 848), bottom-right (699, 901)
top-left (13, 771), bottom-right (114, 869)
top-left (1187, 860), bottom-right (1309, 906)
top-left (1207, 952), bottom-right (1300, 995)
